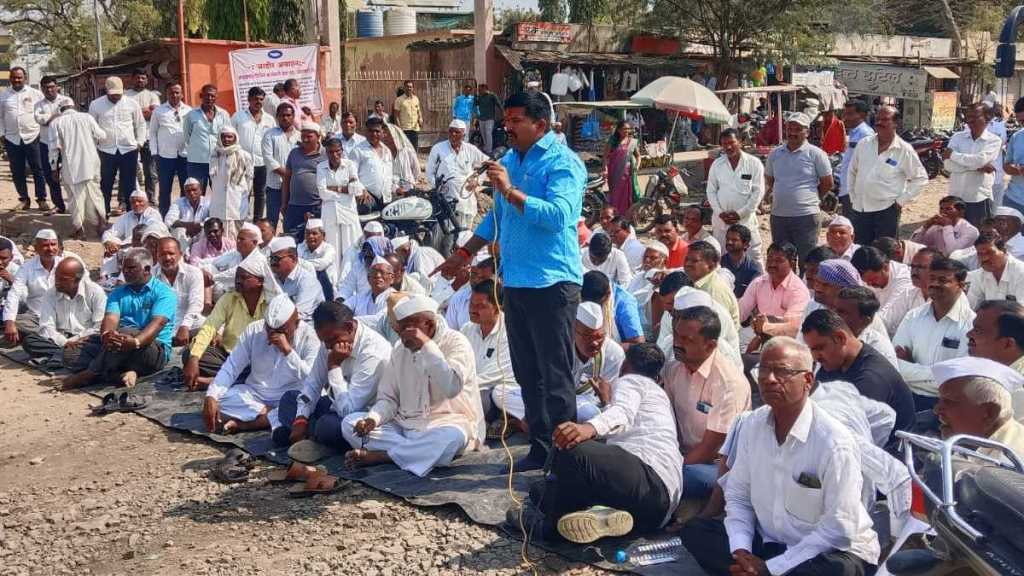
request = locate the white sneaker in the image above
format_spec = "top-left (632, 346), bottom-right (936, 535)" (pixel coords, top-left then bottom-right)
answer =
top-left (556, 505), bottom-right (634, 544)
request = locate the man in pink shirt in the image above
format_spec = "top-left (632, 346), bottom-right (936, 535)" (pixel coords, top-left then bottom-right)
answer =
top-left (281, 79), bottom-right (311, 124)
top-left (911, 195), bottom-right (980, 256)
top-left (188, 218), bottom-right (237, 265)
top-left (739, 242), bottom-right (811, 347)
top-left (662, 305), bottom-right (751, 499)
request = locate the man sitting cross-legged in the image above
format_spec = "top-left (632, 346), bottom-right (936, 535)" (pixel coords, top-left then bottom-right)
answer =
top-left (492, 301), bottom-right (624, 424)
top-left (342, 294), bottom-right (484, 477)
top-left (515, 343), bottom-right (682, 544)
top-left (63, 248), bottom-right (177, 390)
top-left (22, 258), bottom-right (106, 367)
top-left (155, 237), bottom-right (206, 347)
top-left (274, 300), bottom-right (392, 448)
top-left (202, 293), bottom-right (319, 435)
top-left (183, 253), bottom-right (273, 391)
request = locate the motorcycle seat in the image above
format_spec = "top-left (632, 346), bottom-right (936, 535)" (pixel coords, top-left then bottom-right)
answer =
top-left (359, 212), bottom-right (381, 222)
top-left (958, 466), bottom-right (1024, 544)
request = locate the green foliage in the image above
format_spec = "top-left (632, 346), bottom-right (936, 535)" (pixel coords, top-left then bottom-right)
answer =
top-left (538, 0), bottom-right (567, 23)
top-left (206, 0), bottom-right (270, 41)
top-left (496, 8), bottom-right (540, 34)
top-left (268, 0), bottom-right (307, 44)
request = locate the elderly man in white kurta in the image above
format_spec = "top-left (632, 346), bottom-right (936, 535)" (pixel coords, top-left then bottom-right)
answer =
top-left (164, 178), bottom-right (210, 249)
top-left (50, 99), bottom-right (108, 238)
top-left (208, 124), bottom-right (254, 238)
top-left (110, 190), bottom-right (163, 243)
top-left (426, 119), bottom-right (488, 229)
top-left (298, 218), bottom-right (338, 299)
top-left (318, 138), bottom-right (363, 269)
top-left (348, 256), bottom-right (395, 321)
top-left (343, 294), bottom-right (484, 477)
top-left (203, 294), bottom-right (319, 435)
top-left (707, 129), bottom-right (765, 265)
top-left (206, 223), bottom-right (265, 297)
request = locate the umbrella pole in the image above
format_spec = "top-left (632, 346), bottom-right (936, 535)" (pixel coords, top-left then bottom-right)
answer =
top-left (667, 111), bottom-right (679, 156)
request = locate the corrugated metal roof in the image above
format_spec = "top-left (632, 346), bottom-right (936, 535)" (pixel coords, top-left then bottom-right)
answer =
top-left (922, 65), bottom-right (959, 79)
top-left (495, 45), bottom-right (697, 72)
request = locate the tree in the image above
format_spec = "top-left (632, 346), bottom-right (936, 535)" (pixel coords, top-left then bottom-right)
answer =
top-left (207, 0), bottom-right (271, 41)
top-left (268, 0), bottom-right (306, 44)
top-left (538, 0), bottom-right (567, 23)
top-left (0, 0), bottom-right (164, 71)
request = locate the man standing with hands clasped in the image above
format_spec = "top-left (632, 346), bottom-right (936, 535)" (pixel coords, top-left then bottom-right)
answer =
top-left (434, 91), bottom-right (587, 472)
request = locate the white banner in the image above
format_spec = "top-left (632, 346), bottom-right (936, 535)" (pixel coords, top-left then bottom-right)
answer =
top-left (229, 45), bottom-right (323, 115)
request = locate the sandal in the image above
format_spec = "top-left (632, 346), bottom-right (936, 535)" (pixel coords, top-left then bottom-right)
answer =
top-left (224, 448), bottom-right (255, 470)
top-left (89, 392), bottom-right (119, 415)
top-left (113, 392), bottom-right (146, 412)
top-left (268, 462), bottom-right (325, 484)
top-left (211, 464), bottom-right (250, 484)
top-left (287, 471), bottom-right (348, 497)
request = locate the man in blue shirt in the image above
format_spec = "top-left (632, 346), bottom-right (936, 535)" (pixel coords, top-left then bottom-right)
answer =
top-left (839, 99), bottom-right (874, 215)
top-left (63, 248), bottom-right (177, 390)
top-left (452, 84), bottom-right (475, 124)
top-left (721, 223), bottom-right (763, 299)
top-left (435, 91), bottom-right (586, 471)
top-left (582, 271), bottom-right (644, 347)
top-left (1004, 97), bottom-right (1024, 214)
top-left (182, 84), bottom-right (231, 192)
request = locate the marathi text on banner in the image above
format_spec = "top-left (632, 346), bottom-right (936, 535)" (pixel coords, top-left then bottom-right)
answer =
top-left (228, 45), bottom-right (323, 115)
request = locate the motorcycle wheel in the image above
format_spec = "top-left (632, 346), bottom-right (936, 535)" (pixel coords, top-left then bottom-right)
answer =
top-left (630, 198), bottom-right (660, 233)
top-left (925, 156), bottom-right (941, 179)
top-left (820, 192), bottom-right (839, 216)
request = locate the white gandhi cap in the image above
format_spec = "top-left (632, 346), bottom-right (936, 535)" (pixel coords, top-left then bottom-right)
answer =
top-left (576, 301), bottom-right (604, 330)
top-left (268, 236), bottom-right (296, 253)
top-left (932, 357), bottom-right (1024, 392)
top-left (265, 294), bottom-right (297, 329)
top-left (673, 287), bottom-right (714, 311)
top-left (393, 294), bottom-right (439, 321)
top-left (35, 229), bottom-right (58, 241)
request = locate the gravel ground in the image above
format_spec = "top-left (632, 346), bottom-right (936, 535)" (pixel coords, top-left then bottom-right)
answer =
top-left (0, 160), bottom-right (951, 575)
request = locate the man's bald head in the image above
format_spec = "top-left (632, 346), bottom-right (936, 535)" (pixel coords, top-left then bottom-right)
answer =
top-left (54, 258), bottom-right (85, 296)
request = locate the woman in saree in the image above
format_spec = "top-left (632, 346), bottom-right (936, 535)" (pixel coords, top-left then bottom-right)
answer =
top-left (605, 120), bottom-right (641, 215)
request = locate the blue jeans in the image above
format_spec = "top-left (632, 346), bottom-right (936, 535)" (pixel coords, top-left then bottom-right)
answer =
top-left (284, 203), bottom-right (321, 243)
top-left (266, 187), bottom-right (282, 230)
top-left (187, 161), bottom-right (210, 193)
top-left (272, 391), bottom-right (349, 449)
top-left (157, 156), bottom-right (188, 217)
top-left (682, 463), bottom-right (719, 499)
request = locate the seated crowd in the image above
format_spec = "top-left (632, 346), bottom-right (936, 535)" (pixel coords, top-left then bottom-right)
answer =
top-left (6, 115), bottom-right (1024, 576)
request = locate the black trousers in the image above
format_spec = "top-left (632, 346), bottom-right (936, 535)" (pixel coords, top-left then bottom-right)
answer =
top-left (680, 517), bottom-right (874, 576)
top-left (76, 328), bottom-right (167, 384)
top-left (850, 203), bottom-right (900, 247)
top-left (504, 281), bottom-right (580, 460)
top-left (99, 149), bottom-right (139, 214)
top-left (403, 129), bottom-right (419, 149)
top-left (38, 142), bottom-right (65, 210)
top-left (4, 137), bottom-right (47, 202)
top-left (139, 143), bottom-right (157, 200)
top-left (963, 199), bottom-right (992, 229)
top-left (251, 166), bottom-right (267, 219)
top-left (770, 213), bottom-right (819, 269)
top-left (540, 441), bottom-right (671, 534)
top-left (181, 343), bottom-right (230, 377)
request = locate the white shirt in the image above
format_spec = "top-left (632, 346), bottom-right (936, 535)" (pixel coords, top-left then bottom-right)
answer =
top-left (900, 240), bottom-right (925, 265)
top-left (848, 134), bottom-right (929, 212)
top-left (232, 108), bottom-right (275, 167)
top-left (207, 320), bottom-right (319, 403)
top-left (52, 109), bottom-right (106, 184)
top-left (966, 255), bottom-right (1024, 308)
top-left (263, 92), bottom-right (281, 117)
top-left (461, 317), bottom-right (517, 390)
top-left (893, 295), bottom-right (975, 397)
top-left (340, 132), bottom-right (366, 156)
top-left (111, 207), bottom-right (163, 242)
top-left (351, 140), bottom-right (395, 203)
top-left (208, 148), bottom-right (254, 221)
top-left (317, 159), bottom-right (361, 214)
top-left (573, 338), bottom-right (625, 390)
top-left (164, 196), bottom-right (210, 247)
top-left (620, 236), bottom-right (647, 272)
top-left (3, 253), bottom-right (77, 322)
top-left (149, 102), bottom-right (192, 159)
top-left (879, 287), bottom-right (927, 337)
top-left (33, 95), bottom-right (71, 147)
top-left (298, 241), bottom-right (338, 288)
top-left (871, 261), bottom-right (913, 317)
top-left (36, 280), bottom-right (107, 347)
top-left (1005, 234), bottom-right (1024, 260)
top-left (706, 151), bottom-right (766, 226)
top-left (860, 323), bottom-right (899, 369)
top-left (155, 262), bottom-right (205, 330)
top-left (261, 127), bottom-right (300, 189)
top-left (295, 322), bottom-right (392, 419)
top-left (125, 88), bottom-right (161, 134)
top-left (278, 261), bottom-right (326, 322)
top-left (724, 400), bottom-right (880, 575)
top-left (425, 139), bottom-right (488, 202)
top-left (587, 373), bottom-right (683, 526)
top-left (444, 284), bottom-right (472, 331)
top-left (945, 128), bottom-right (1002, 203)
top-left (0, 86), bottom-right (43, 144)
top-left (88, 95), bottom-right (146, 154)
top-left (582, 247), bottom-right (634, 287)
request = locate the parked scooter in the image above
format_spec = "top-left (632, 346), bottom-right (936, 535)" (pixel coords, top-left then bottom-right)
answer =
top-left (359, 175), bottom-right (463, 257)
top-left (885, 431), bottom-right (1024, 576)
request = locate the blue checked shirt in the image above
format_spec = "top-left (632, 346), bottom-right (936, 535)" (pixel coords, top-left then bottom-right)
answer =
top-left (475, 131), bottom-right (586, 288)
top-left (840, 121), bottom-right (875, 197)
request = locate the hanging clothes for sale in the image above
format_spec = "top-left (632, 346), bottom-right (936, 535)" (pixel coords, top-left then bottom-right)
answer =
top-left (550, 70), bottom-right (571, 96)
top-left (620, 70), bottom-right (639, 93)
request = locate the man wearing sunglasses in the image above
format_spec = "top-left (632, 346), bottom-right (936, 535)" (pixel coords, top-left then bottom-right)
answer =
top-left (150, 83), bottom-right (192, 216)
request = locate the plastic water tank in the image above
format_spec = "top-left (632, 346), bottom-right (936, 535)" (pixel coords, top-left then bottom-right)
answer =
top-left (385, 8), bottom-right (417, 36)
top-left (357, 10), bottom-right (384, 38)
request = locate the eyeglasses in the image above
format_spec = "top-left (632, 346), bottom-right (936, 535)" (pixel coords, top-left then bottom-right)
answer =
top-left (269, 254), bottom-right (291, 264)
top-left (757, 366), bottom-right (809, 380)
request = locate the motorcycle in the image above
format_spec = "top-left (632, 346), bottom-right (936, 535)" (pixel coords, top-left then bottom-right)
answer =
top-left (581, 174), bottom-right (608, 227)
top-left (885, 431), bottom-right (1024, 576)
top-left (629, 165), bottom-right (710, 233)
top-left (359, 175), bottom-right (463, 257)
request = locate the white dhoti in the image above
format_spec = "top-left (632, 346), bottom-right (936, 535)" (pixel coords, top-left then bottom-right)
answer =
top-left (491, 386), bottom-right (602, 422)
top-left (712, 215), bottom-right (763, 266)
top-left (218, 384), bottom-right (284, 430)
top-left (324, 201), bottom-right (361, 272)
top-left (341, 412), bottom-right (467, 477)
top-left (68, 178), bottom-right (105, 231)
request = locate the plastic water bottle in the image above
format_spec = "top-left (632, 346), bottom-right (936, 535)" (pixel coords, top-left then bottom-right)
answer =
top-left (614, 536), bottom-right (683, 566)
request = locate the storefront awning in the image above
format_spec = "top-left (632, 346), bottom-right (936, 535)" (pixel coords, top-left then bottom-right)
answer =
top-left (495, 44), bottom-right (696, 72)
top-left (922, 66), bottom-right (959, 79)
